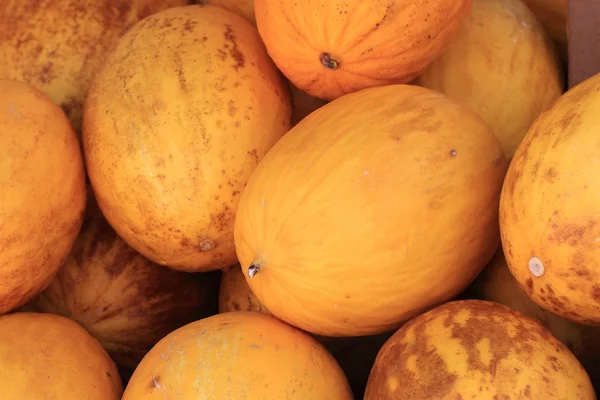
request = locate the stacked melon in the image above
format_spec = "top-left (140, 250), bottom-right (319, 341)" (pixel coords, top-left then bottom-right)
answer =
top-left (1, 0), bottom-right (598, 399)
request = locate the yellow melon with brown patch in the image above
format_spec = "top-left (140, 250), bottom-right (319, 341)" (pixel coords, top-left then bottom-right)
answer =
top-left (417, 0), bottom-right (564, 160)
top-left (23, 193), bottom-right (219, 371)
top-left (0, 78), bottom-right (86, 315)
top-left (500, 72), bottom-right (600, 326)
top-left (0, 0), bottom-right (189, 134)
top-left (364, 300), bottom-right (596, 399)
top-left (82, 5), bottom-right (291, 272)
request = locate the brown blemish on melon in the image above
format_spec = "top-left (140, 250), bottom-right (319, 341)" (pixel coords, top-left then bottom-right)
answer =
top-left (223, 24), bottom-right (245, 71)
top-left (149, 375), bottom-right (160, 389)
top-left (198, 239), bottom-right (215, 252)
top-left (320, 53), bottom-right (340, 69)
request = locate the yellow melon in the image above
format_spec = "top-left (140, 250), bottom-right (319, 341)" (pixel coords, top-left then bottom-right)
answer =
top-left (234, 84), bottom-right (508, 337)
top-left (364, 300), bottom-right (596, 399)
top-left (500, 72), bottom-right (600, 326)
top-left (417, 0), bottom-right (564, 160)
top-left (0, 78), bottom-right (87, 315)
top-left (122, 312), bottom-right (353, 399)
top-left (82, 5), bottom-right (291, 272)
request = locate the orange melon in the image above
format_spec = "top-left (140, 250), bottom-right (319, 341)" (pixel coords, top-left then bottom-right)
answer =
top-left (0, 0), bottom-right (189, 133)
top-left (417, 0), bottom-right (564, 160)
top-left (82, 5), bottom-right (291, 272)
top-left (500, 72), bottom-right (600, 326)
top-left (234, 84), bottom-right (508, 337)
top-left (254, 0), bottom-right (472, 100)
top-left (0, 312), bottom-right (123, 399)
top-left (122, 312), bottom-right (353, 399)
top-left (0, 78), bottom-right (86, 315)
top-left (364, 300), bottom-right (596, 399)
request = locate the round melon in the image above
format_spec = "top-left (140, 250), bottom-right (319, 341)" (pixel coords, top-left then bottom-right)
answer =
top-left (219, 263), bottom-right (271, 314)
top-left (0, 312), bottom-right (123, 399)
top-left (254, 0), bottom-right (472, 100)
top-left (0, 78), bottom-right (87, 315)
top-left (122, 312), bottom-right (353, 399)
top-left (417, 0), bottom-right (564, 160)
top-left (500, 72), bottom-right (600, 326)
top-left (364, 300), bottom-right (596, 399)
top-left (0, 0), bottom-right (188, 134)
top-left (234, 84), bottom-right (508, 337)
top-left (24, 193), bottom-right (219, 370)
top-left (82, 5), bottom-right (291, 272)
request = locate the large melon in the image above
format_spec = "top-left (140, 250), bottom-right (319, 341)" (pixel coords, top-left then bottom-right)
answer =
top-left (500, 72), bottom-right (600, 326)
top-left (417, 0), bottom-right (564, 160)
top-left (0, 312), bottom-right (123, 399)
top-left (254, 0), bottom-right (472, 100)
top-left (24, 193), bottom-right (219, 370)
top-left (122, 312), bottom-right (353, 399)
top-left (0, 79), bottom-right (86, 315)
top-left (0, 0), bottom-right (189, 133)
top-left (364, 300), bottom-right (596, 399)
top-left (82, 5), bottom-right (291, 272)
top-left (234, 84), bottom-right (508, 337)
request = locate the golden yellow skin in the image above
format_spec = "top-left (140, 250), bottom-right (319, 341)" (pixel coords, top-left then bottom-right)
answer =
top-left (500, 72), bottom-right (600, 326)
top-left (523, 0), bottom-right (567, 60)
top-left (234, 84), bottom-right (508, 337)
top-left (0, 79), bottom-right (87, 315)
top-left (25, 194), bottom-right (219, 370)
top-left (219, 264), bottom-right (271, 314)
top-left (365, 300), bottom-right (597, 400)
top-left (0, 0), bottom-right (189, 134)
top-left (0, 312), bottom-right (123, 400)
top-left (83, 5), bottom-right (291, 272)
top-left (122, 312), bottom-right (354, 399)
top-left (417, 0), bottom-right (564, 160)
top-left (255, 0), bottom-right (472, 100)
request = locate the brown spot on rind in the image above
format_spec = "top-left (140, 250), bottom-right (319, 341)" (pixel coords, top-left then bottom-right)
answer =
top-left (320, 52), bottom-right (340, 69)
top-left (223, 24), bottom-right (245, 71)
top-left (149, 375), bottom-right (160, 389)
top-left (198, 239), bottom-right (215, 252)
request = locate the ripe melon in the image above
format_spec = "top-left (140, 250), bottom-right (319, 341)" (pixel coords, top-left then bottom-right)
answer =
top-left (417, 0), bottom-right (563, 160)
top-left (500, 72), bottom-right (600, 326)
top-left (364, 300), bottom-right (596, 399)
top-left (122, 312), bottom-right (353, 399)
top-left (254, 0), bottom-right (472, 100)
top-left (82, 5), bottom-right (291, 272)
top-left (0, 312), bottom-right (123, 399)
top-left (234, 84), bottom-right (508, 337)
top-left (0, 0), bottom-right (189, 133)
top-left (0, 78), bottom-right (87, 315)
top-left (24, 193), bottom-right (219, 370)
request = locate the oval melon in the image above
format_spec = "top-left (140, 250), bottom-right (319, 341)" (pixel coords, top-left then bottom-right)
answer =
top-left (500, 72), bottom-right (600, 326)
top-left (0, 312), bottom-right (123, 399)
top-left (417, 0), bottom-right (563, 160)
top-left (25, 193), bottom-right (219, 370)
top-left (364, 300), bottom-right (596, 399)
top-left (0, 0), bottom-right (189, 133)
top-left (122, 311), bottom-right (353, 399)
top-left (254, 0), bottom-right (472, 100)
top-left (234, 84), bottom-right (508, 337)
top-left (0, 78), bottom-right (86, 315)
top-left (82, 5), bottom-right (291, 272)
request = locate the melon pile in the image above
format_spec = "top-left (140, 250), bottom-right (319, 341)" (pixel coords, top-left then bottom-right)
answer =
top-left (0, 0), bottom-right (597, 399)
